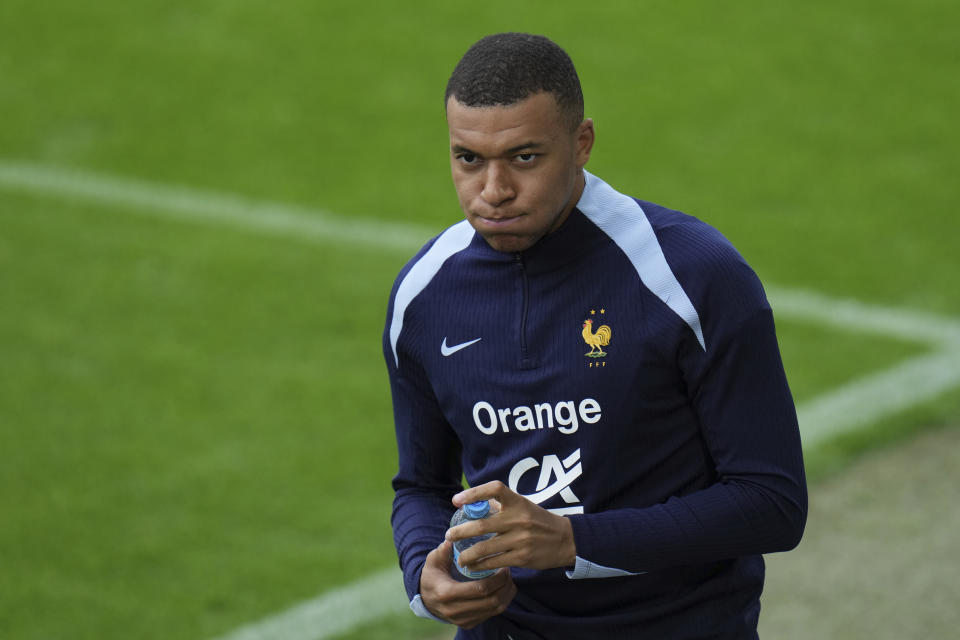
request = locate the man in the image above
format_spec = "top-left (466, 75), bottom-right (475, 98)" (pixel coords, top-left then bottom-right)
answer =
top-left (383, 32), bottom-right (807, 639)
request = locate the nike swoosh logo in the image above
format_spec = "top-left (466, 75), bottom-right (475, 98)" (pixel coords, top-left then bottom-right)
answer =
top-left (441, 337), bottom-right (482, 356)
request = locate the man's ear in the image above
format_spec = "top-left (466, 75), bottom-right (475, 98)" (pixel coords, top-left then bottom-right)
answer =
top-left (575, 118), bottom-right (595, 168)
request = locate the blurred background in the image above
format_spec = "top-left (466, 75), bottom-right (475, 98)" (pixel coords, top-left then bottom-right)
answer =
top-left (1, 1), bottom-right (957, 638)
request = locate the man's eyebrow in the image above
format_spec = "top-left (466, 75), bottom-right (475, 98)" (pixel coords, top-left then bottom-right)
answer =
top-left (506, 141), bottom-right (544, 153)
top-left (450, 141), bottom-right (545, 155)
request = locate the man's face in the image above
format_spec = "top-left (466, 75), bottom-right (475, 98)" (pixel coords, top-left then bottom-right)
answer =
top-left (446, 92), bottom-right (594, 253)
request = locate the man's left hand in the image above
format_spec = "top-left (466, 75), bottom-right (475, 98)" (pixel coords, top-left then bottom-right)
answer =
top-left (446, 481), bottom-right (577, 573)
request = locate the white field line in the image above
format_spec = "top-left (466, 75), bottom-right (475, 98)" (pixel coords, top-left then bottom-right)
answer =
top-left (766, 286), bottom-right (960, 347)
top-left (766, 286), bottom-right (960, 448)
top-left (1, 160), bottom-right (959, 639)
top-left (0, 160), bottom-right (437, 252)
top-left (795, 350), bottom-right (960, 447)
top-left (209, 568), bottom-right (409, 640)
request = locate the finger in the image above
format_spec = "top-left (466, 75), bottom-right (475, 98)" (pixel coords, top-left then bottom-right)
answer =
top-left (496, 567), bottom-right (517, 600)
top-left (445, 501), bottom-right (510, 542)
top-left (426, 571), bottom-right (504, 625)
top-left (450, 525), bottom-right (503, 563)
top-left (456, 527), bottom-right (540, 571)
top-left (452, 480), bottom-right (517, 508)
top-left (462, 566), bottom-right (510, 596)
top-left (445, 517), bottom-right (494, 543)
top-left (463, 549), bottom-right (517, 573)
top-left (438, 539), bottom-right (453, 558)
top-left (446, 570), bottom-right (516, 628)
top-left (457, 540), bottom-right (509, 571)
top-left (425, 539), bottom-right (453, 568)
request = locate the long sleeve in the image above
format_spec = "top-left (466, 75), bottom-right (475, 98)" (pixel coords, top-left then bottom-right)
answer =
top-left (385, 325), bottom-right (463, 601)
top-left (567, 307), bottom-right (807, 574)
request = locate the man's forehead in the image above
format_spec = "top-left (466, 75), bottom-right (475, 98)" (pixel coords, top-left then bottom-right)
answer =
top-left (446, 93), bottom-right (565, 148)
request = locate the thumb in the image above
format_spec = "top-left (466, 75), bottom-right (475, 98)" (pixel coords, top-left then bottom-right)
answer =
top-left (427, 539), bottom-right (453, 568)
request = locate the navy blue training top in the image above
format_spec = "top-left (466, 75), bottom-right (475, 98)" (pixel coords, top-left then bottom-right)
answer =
top-left (384, 171), bottom-right (807, 639)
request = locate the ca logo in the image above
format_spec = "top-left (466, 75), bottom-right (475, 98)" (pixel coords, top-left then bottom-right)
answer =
top-left (508, 449), bottom-right (584, 515)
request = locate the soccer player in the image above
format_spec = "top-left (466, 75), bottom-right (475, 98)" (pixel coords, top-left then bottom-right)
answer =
top-left (383, 32), bottom-right (807, 639)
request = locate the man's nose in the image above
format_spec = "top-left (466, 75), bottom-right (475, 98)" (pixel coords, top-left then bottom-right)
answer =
top-left (480, 163), bottom-right (516, 207)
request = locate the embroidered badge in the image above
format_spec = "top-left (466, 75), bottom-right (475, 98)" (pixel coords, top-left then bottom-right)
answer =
top-left (582, 309), bottom-right (611, 361)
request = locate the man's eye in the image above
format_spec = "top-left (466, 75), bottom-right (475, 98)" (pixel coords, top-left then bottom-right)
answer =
top-left (457, 153), bottom-right (478, 165)
top-left (516, 153), bottom-right (537, 163)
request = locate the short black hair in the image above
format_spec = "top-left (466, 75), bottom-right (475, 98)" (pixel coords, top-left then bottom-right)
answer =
top-left (445, 33), bottom-right (584, 131)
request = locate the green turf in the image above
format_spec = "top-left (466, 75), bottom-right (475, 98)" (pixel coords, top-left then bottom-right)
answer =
top-left (1, 0), bottom-right (958, 638)
top-left (774, 317), bottom-right (928, 403)
top-left (0, 193), bottom-right (405, 637)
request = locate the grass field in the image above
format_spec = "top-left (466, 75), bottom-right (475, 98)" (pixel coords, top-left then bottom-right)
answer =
top-left (1, 1), bottom-right (958, 638)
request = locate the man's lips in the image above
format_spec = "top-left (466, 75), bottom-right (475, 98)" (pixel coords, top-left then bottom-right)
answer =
top-left (472, 213), bottom-right (525, 228)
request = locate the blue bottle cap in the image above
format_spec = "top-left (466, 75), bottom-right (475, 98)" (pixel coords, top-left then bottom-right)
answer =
top-left (464, 501), bottom-right (490, 519)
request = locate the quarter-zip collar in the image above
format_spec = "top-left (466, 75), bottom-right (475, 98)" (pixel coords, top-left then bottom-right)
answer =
top-left (466, 207), bottom-right (607, 275)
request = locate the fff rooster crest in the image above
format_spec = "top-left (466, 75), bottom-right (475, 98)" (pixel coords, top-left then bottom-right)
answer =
top-left (582, 309), bottom-right (612, 361)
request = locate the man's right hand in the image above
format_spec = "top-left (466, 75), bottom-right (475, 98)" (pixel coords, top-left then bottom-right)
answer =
top-left (419, 540), bottom-right (517, 629)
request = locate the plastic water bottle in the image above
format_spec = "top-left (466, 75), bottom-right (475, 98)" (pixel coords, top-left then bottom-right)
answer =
top-left (450, 500), bottom-right (496, 580)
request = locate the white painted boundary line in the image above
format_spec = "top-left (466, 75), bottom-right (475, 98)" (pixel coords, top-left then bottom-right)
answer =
top-left (795, 350), bottom-right (960, 446)
top-left (0, 160), bottom-right (437, 252)
top-left (210, 568), bottom-right (409, 640)
top-left (1, 160), bottom-right (959, 639)
top-left (766, 286), bottom-right (960, 347)
top-left (766, 286), bottom-right (960, 448)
